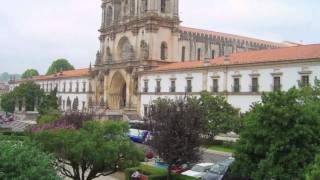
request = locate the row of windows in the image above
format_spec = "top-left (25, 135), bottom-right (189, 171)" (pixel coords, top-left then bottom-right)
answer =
top-left (180, 31), bottom-right (278, 49)
top-left (181, 46), bottom-right (215, 62)
top-left (41, 82), bottom-right (91, 93)
top-left (142, 75), bottom-right (311, 93)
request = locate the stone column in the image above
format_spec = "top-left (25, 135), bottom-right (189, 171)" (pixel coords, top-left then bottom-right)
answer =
top-left (22, 97), bottom-right (26, 112)
top-left (14, 97), bottom-right (19, 113)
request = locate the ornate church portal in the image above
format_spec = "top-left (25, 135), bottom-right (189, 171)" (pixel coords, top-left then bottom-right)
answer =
top-left (108, 72), bottom-right (127, 110)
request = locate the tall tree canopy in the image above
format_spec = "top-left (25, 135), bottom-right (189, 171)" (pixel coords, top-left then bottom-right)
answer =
top-left (200, 92), bottom-right (241, 139)
top-left (46, 59), bottom-right (74, 75)
top-left (147, 97), bottom-right (206, 179)
top-left (0, 82), bottom-right (58, 114)
top-left (0, 137), bottom-right (60, 180)
top-left (33, 113), bottom-right (143, 180)
top-left (21, 69), bottom-right (39, 79)
top-left (231, 86), bottom-right (320, 180)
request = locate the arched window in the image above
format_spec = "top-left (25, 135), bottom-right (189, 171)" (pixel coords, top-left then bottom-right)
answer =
top-left (161, 42), bottom-right (168, 60)
top-left (197, 48), bottom-right (201, 61)
top-left (181, 46), bottom-right (186, 62)
top-left (106, 6), bottom-right (113, 26)
top-left (161, 0), bottom-right (166, 13)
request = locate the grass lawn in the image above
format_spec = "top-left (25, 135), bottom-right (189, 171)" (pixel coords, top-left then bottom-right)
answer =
top-left (202, 144), bottom-right (235, 153)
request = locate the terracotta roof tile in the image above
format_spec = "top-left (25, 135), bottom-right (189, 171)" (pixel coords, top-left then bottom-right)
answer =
top-left (153, 44), bottom-right (320, 72)
top-left (35, 68), bottom-right (90, 81)
top-left (15, 68), bottom-right (90, 83)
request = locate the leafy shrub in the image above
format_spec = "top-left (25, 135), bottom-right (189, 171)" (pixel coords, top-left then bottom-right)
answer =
top-left (38, 109), bottom-right (61, 125)
top-left (0, 140), bottom-right (60, 180)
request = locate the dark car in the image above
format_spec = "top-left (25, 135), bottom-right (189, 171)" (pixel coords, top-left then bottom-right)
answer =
top-left (202, 157), bottom-right (235, 180)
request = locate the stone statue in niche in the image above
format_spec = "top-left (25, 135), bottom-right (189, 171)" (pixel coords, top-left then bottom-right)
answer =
top-left (140, 41), bottom-right (149, 60)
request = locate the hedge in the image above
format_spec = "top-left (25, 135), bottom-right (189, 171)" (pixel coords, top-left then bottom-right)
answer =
top-left (125, 164), bottom-right (197, 180)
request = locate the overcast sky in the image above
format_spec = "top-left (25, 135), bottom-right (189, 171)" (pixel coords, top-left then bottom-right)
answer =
top-left (1, 0), bottom-right (319, 74)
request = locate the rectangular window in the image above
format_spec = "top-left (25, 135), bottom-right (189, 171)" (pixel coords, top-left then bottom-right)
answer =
top-left (301, 75), bottom-right (309, 87)
top-left (76, 82), bottom-right (79, 93)
top-left (143, 80), bottom-right (148, 93)
top-left (197, 48), bottom-right (201, 61)
top-left (233, 78), bottom-right (240, 92)
top-left (156, 80), bottom-right (161, 93)
top-left (251, 77), bottom-right (259, 92)
top-left (69, 82), bottom-right (72, 92)
top-left (186, 79), bottom-right (192, 92)
top-left (83, 82), bottom-right (86, 92)
top-left (212, 79), bottom-right (219, 93)
top-left (170, 80), bottom-right (176, 92)
top-left (273, 77), bottom-right (281, 91)
top-left (63, 82), bottom-right (66, 92)
top-left (144, 105), bottom-right (148, 117)
top-left (181, 47), bottom-right (186, 62)
top-left (211, 50), bottom-right (215, 59)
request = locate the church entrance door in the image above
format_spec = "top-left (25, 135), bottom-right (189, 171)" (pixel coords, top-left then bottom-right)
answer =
top-left (109, 72), bottom-right (127, 110)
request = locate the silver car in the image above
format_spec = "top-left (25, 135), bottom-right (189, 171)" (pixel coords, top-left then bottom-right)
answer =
top-left (202, 157), bottom-right (235, 180)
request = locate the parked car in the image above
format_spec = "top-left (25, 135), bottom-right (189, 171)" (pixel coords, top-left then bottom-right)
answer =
top-left (182, 163), bottom-right (214, 178)
top-left (202, 157), bottom-right (235, 180)
top-left (128, 129), bottom-right (150, 143)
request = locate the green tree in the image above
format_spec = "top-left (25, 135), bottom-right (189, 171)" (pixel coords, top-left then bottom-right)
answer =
top-left (0, 138), bottom-right (60, 180)
top-left (231, 87), bottom-right (320, 180)
top-left (0, 92), bottom-right (15, 113)
top-left (33, 121), bottom-right (143, 180)
top-left (0, 82), bottom-right (58, 114)
top-left (306, 155), bottom-right (320, 180)
top-left (38, 87), bottom-right (59, 115)
top-left (47, 59), bottom-right (74, 75)
top-left (200, 91), bottom-right (241, 139)
top-left (21, 69), bottom-right (39, 79)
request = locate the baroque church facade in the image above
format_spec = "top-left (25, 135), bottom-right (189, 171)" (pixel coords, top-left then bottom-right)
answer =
top-left (91, 0), bottom-right (283, 113)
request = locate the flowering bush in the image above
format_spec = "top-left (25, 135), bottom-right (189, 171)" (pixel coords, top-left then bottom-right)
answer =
top-left (31, 112), bottom-right (93, 132)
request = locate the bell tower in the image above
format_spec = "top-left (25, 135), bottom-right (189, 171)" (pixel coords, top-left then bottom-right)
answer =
top-left (92, 0), bottom-right (180, 112)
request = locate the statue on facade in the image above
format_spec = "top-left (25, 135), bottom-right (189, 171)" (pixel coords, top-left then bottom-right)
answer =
top-left (140, 41), bottom-right (149, 60)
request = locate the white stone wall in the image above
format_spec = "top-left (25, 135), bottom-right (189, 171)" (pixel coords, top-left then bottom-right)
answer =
top-left (139, 60), bottom-right (320, 116)
top-left (10, 76), bottom-right (91, 112)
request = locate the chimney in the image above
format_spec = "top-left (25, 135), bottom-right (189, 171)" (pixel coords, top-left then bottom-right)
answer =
top-left (224, 55), bottom-right (230, 65)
